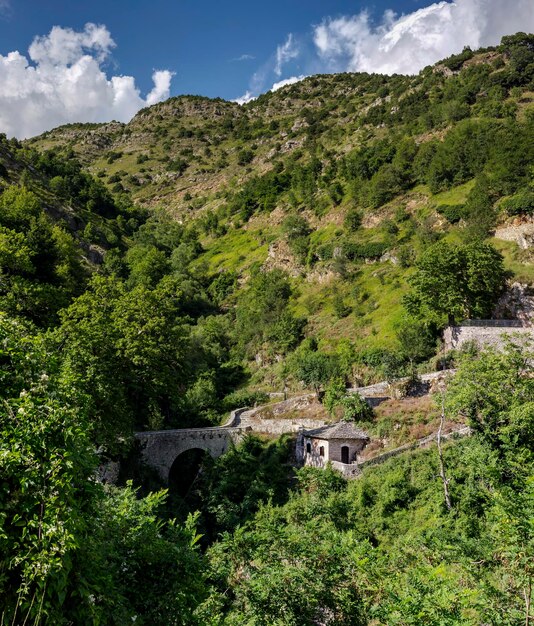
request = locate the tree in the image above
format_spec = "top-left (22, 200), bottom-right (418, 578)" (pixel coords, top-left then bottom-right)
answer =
top-left (290, 344), bottom-right (340, 396)
top-left (445, 341), bottom-right (534, 456)
top-left (54, 275), bottom-right (196, 445)
top-left (125, 244), bottom-right (170, 288)
top-left (405, 240), bottom-right (506, 325)
top-left (339, 393), bottom-right (374, 422)
top-left (202, 500), bottom-right (368, 625)
top-left (344, 207), bottom-right (362, 232)
top-left (396, 318), bottom-right (436, 376)
top-left (281, 214), bottom-right (311, 264)
top-left (0, 313), bottom-right (208, 626)
top-left (235, 269), bottom-right (302, 356)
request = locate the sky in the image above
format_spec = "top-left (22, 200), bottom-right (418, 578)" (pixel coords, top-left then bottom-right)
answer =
top-left (0, 0), bottom-right (533, 138)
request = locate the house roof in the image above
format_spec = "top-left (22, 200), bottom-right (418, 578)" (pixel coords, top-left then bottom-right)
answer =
top-left (304, 422), bottom-right (370, 441)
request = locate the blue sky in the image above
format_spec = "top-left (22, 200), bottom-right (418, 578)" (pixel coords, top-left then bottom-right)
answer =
top-left (0, 0), bottom-right (533, 137)
top-left (1, 0), bottom-right (431, 99)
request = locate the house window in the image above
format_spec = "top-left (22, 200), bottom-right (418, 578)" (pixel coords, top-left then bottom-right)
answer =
top-left (319, 446), bottom-right (324, 457)
top-left (306, 442), bottom-right (311, 454)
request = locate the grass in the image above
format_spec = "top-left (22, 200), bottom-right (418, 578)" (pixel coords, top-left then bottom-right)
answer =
top-left (430, 180), bottom-right (475, 206)
top-left (492, 238), bottom-right (534, 283)
top-left (199, 228), bottom-right (271, 273)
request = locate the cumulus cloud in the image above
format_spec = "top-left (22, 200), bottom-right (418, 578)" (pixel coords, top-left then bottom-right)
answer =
top-left (313, 0), bottom-right (534, 75)
top-left (0, 23), bottom-right (174, 139)
top-left (271, 75), bottom-right (307, 92)
top-left (275, 34), bottom-right (300, 76)
top-left (233, 90), bottom-right (256, 105)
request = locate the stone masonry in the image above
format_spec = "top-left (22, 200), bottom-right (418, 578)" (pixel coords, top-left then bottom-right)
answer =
top-left (443, 324), bottom-right (534, 351)
top-left (135, 426), bottom-right (250, 482)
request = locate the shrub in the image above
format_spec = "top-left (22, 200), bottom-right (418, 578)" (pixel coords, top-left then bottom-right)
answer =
top-left (437, 204), bottom-right (466, 223)
top-left (339, 393), bottom-right (374, 422)
top-left (344, 207), bottom-right (362, 232)
top-left (237, 149), bottom-right (254, 166)
top-left (500, 191), bottom-right (534, 216)
top-left (222, 389), bottom-right (269, 411)
top-left (167, 158), bottom-right (189, 174)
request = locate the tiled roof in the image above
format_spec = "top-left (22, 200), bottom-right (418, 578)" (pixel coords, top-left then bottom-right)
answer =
top-left (304, 422), bottom-right (370, 441)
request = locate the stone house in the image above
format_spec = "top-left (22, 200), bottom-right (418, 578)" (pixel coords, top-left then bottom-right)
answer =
top-left (302, 422), bottom-right (370, 471)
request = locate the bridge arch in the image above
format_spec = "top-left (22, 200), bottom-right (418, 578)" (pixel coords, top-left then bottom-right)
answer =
top-left (167, 447), bottom-right (211, 497)
top-left (135, 426), bottom-right (250, 483)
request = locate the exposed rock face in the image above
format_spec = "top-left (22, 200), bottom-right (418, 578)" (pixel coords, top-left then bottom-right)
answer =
top-left (494, 283), bottom-right (534, 325)
top-left (262, 240), bottom-right (302, 277)
top-left (494, 219), bottom-right (534, 249)
top-left (380, 251), bottom-right (399, 264)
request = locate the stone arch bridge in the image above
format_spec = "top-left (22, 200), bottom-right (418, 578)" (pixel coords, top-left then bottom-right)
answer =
top-left (135, 426), bottom-right (251, 483)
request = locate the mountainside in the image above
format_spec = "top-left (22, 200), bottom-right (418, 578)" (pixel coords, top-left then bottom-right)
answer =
top-left (2, 33), bottom-right (534, 626)
top-left (23, 33), bottom-right (534, 359)
top-left (27, 36), bottom-right (534, 213)
top-left (0, 134), bottom-right (149, 324)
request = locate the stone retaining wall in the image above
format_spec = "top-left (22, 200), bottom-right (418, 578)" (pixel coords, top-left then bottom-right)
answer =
top-left (443, 325), bottom-right (534, 351)
top-left (239, 416), bottom-right (329, 435)
top-left (359, 426), bottom-right (471, 470)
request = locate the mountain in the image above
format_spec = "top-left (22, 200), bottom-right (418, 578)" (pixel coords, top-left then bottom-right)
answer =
top-left (23, 33), bottom-right (534, 355)
top-left (2, 33), bottom-right (534, 625)
top-left (0, 133), bottom-right (145, 324)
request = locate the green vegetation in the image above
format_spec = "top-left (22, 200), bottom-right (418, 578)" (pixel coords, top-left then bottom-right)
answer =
top-left (2, 34), bottom-right (534, 624)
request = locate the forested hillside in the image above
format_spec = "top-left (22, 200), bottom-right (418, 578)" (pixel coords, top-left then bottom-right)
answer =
top-left (1, 33), bottom-right (533, 625)
top-left (27, 32), bottom-right (534, 361)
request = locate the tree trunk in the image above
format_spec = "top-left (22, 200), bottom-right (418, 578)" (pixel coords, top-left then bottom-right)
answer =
top-left (525, 577), bottom-right (532, 626)
top-left (438, 391), bottom-right (453, 511)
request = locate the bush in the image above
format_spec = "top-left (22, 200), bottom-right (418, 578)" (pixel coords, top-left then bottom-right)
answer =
top-left (222, 389), bottom-right (269, 411)
top-left (339, 393), bottom-right (374, 422)
top-left (437, 204), bottom-right (466, 223)
top-left (500, 191), bottom-right (534, 216)
top-left (106, 151), bottom-right (123, 164)
top-left (343, 241), bottom-right (389, 261)
top-left (167, 158), bottom-right (189, 174)
top-left (237, 149), bottom-right (254, 166)
top-left (344, 207), bottom-right (362, 232)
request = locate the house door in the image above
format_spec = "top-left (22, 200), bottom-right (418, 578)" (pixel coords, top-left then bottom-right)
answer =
top-left (341, 446), bottom-right (349, 464)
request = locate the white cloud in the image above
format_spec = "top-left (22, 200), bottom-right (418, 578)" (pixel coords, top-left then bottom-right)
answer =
top-left (271, 75), bottom-right (307, 92)
top-left (275, 33), bottom-right (300, 76)
top-left (233, 54), bottom-right (255, 62)
top-left (0, 23), bottom-right (174, 139)
top-left (313, 0), bottom-right (534, 75)
top-left (233, 90), bottom-right (256, 105)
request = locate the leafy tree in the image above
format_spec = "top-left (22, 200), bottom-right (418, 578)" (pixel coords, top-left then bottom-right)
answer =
top-left (339, 393), bottom-right (374, 422)
top-left (290, 343), bottom-right (340, 396)
top-left (281, 213), bottom-right (311, 263)
top-left (446, 341), bottom-right (534, 456)
top-left (202, 501), bottom-right (368, 625)
top-left (54, 275), bottom-right (196, 444)
top-left (125, 244), bottom-right (170, 287)
top-left (82, 486), bottom-right (206, 625)
top-left (0, 186), bottom-right (86, 325)
top-left (405, 240), bottom-right (506, 325)
top-left (344, 207), bottom-right (362, 232)
top-left (235, 269), bottom-right (304, 356)
top-left (396, 318), bottom-right (436, 375)
top-left (189, 435), bottom-right (292, 541)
